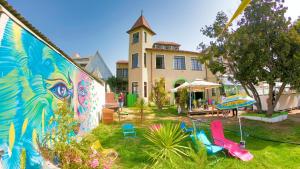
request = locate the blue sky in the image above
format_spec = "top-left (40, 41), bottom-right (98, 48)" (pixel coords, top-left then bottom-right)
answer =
top-left (6, 0), bottom-right (299, 75)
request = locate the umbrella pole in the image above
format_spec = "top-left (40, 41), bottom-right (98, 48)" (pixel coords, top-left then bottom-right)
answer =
top-left (239, 115), bottom-right (243, 141)
top-left (189, 89), bottom-right (192, 112)
top-left (238, 114), bottom-right (246, 148)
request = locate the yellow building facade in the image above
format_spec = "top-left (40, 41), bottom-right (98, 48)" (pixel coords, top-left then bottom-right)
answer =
top-left (126, 15), bottom-right (217, 103)
top-left (116, 60), bottom-right (129, 92)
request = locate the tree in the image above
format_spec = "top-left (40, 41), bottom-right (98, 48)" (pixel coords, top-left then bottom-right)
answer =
top-left (106, 76), bottom-right (126, 93)
top-left (200, 0), bottom-right (300, 116)
top-left (178, 88), bottom-right (188, 113)
top-left (151, 78), bottom-right (168, 111)
top-left (136, 98), bottom-right (146, 123)
top-left (288, 19), bottom-right (300, 89)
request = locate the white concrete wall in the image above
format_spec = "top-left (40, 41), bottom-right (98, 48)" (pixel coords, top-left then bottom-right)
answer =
top-left (259, 93), bottom-right (300, 111)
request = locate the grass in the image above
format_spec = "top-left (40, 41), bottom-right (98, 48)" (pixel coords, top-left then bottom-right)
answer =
top-left (241, 111), bottom-right (288, 118)
top-left (86, 106), bottom-right (300, 169)
top-left (201, 120), bottom-right (300, 169)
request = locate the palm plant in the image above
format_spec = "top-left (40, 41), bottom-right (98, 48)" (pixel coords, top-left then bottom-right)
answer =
top-left (144, 123), bottom-right (189, 165)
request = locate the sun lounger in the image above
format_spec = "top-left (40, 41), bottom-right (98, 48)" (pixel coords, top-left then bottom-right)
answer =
top-left (210, 120), bottom-right (253, 161)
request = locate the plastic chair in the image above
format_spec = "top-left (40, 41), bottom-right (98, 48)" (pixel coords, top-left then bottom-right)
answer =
top-left (180, 122), bottom-right (194, 133)
top-left (210, 120), bottom-right (253, 161)
top-left (122, 123), bottom-right (136, 138)
top-left (190, 130), bottom-right (224, 155)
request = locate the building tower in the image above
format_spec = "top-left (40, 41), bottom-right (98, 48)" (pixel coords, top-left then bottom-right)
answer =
top-left (127, 14), bottom-right (155, 101)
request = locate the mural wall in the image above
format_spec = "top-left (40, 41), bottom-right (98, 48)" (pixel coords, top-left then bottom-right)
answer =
top-left (0, 13), bottom-right (105, 168)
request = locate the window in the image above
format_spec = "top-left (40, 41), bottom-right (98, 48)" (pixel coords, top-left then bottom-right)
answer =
top-left (144, 82), bottom-right (147, 97)
top-left (124, 69), bottom-right (128, 77)
top-left (156, 55), bottom-right (165, 69)
top-left (116, 68), bottom-right (128, 78)
top-left (144, 53), bottom-right (147, 68)
top-left (132, 82), bottom-right (138, 95)
top-left (144, 32), bottom-right (147, 43)
top-left (132, 53), bottom-right (138, 68)
top-left (116, 69), bottom-right (122, 77)
top-left (133, 32), bottom-right (139, 44)
top-left (173, 56), bottom-right (186, 70)
top-left (212, 88), bottom-right (216, 96)
top-left (191, 57), bottom-right (202, 71)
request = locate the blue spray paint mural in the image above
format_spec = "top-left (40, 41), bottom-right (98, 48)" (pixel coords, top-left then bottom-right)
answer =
top-left (0, 13), bottom-right (105, 168)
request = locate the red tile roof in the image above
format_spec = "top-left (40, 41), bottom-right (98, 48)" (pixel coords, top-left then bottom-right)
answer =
top-left (145, 48), bottom-right (201, 55)
top-left (127, 15), bottom-right (156, 35)
top-left (154, 41), bottom-right (181, 46)
top-left (116, 60), bottom-right (128, 64)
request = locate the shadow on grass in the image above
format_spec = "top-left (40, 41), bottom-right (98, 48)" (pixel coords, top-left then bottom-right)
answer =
top-left (151, 106), bottom-right (180, 117)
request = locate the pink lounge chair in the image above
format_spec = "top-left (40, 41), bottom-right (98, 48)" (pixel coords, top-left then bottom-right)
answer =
top-left (210, 120), bottom-right (253, 161)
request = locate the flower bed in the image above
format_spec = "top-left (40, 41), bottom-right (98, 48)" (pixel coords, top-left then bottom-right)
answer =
top-left (240, 112), bottom-right (288, 123)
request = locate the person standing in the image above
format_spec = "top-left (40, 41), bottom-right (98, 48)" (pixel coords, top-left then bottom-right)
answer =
top-left (118, 92), bottom-right (125, 111)
top-left (232, 108), bottom-right (238, 117)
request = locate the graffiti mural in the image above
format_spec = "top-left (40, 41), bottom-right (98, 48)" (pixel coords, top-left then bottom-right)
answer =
top-left (0, 13), bottom-right (105, 168)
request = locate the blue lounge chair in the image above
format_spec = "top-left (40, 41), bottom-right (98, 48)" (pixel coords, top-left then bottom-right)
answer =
top-left (122, 123), bottom-right (136, 138)
top-left (190, 130), bottom-right (224, 155)
top-left (180, 122), bottom-right (194, 133)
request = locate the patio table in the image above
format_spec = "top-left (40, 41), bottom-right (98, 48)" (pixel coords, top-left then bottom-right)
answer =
top-left (188, 107), bottom-right (220, 116)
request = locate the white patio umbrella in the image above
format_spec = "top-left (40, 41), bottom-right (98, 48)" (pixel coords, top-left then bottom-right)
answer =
top-left (187, 79), bottom-right (220, 111)
top-left (170, 82), bottom-right (190, 92)
top-left (170, 79), bottom-right (221, 111)
top-left (188, 79), bottom-right (221, 91)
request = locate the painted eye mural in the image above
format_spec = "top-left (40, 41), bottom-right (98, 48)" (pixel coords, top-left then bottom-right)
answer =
top-left (0, 14), bottom-right (105, 169)
top-left (50, 82), bottom-right (73, 100)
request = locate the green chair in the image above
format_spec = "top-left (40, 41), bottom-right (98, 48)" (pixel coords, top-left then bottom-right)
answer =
top-left (122, 123), bottom-right (136, 138)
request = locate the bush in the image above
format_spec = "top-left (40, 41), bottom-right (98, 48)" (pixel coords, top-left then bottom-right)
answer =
top-left (145, 123), bottom-right (207, 169)
top-left (151, 78), bottom-right (169, 110)
top-left (178, 88), bottom-right (188, 113)
top-left (39, 101), bottom-right (117, 169)
top-left (144, 122), bottom-right (189, 166)
top-left (136, 98), bottom-right (146, 123)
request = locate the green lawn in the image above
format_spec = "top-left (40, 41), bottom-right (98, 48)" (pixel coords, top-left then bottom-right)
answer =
top-left (89, 106), bottom-right (300, 169)
top-left (240, 111), bottom-right (288, 118)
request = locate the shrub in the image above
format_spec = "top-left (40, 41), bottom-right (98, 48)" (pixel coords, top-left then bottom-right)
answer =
top-left (136, 98), bottom-right (146, 123)
top-left (152, 133), bottom-right (207, 169)
top-left (178, 88), bottom-right (188, 113)
top-left (151, 78), bottom-right (168, 110)
top-left (39, 101), bottom-right (117, 169)
top-left (144, 122), bottom-right (189, 166)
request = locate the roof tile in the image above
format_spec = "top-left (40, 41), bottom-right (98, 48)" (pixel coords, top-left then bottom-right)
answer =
top-left (127, 15), bottom-right (155, 34)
